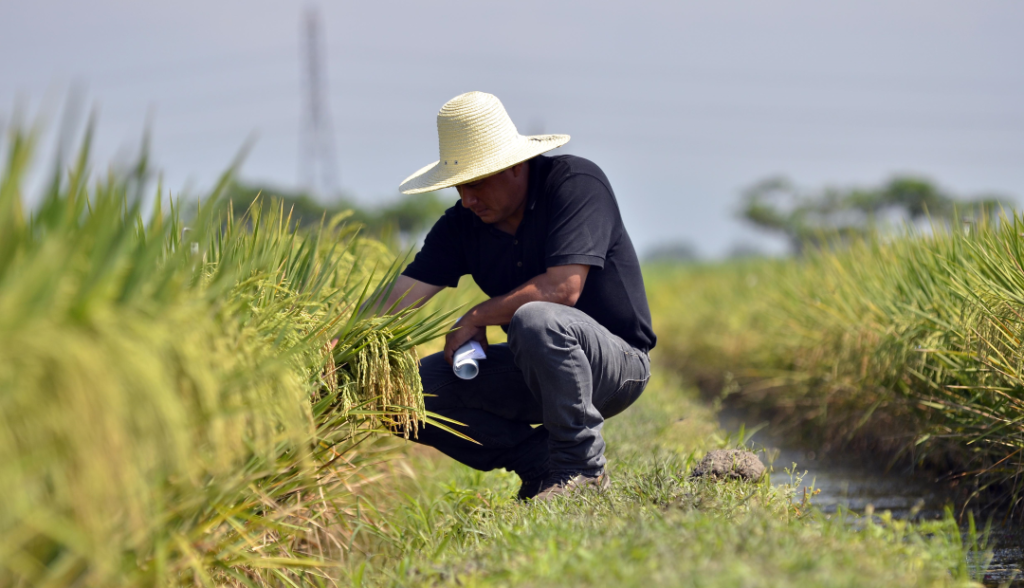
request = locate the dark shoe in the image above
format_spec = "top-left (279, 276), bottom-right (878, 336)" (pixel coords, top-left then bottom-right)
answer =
top-left (517, 476), bottom-right (546, 501)
top-left (533, 471), bottom-right (611, 502)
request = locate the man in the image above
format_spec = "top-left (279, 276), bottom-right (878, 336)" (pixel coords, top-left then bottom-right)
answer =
top-left (384, 91), bottom-right (656, 501)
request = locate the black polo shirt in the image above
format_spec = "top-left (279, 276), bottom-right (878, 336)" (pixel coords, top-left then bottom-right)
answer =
top-left (402, 154), bottom-right (656, 352)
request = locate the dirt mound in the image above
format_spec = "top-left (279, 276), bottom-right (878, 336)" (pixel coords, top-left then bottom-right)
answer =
top-left (691, 449), bottom-right (765, 481)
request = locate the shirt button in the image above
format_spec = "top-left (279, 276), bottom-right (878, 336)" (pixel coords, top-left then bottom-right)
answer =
top-left (517, 261), bottom-right (523, 267)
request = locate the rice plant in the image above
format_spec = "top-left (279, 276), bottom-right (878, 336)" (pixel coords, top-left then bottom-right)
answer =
top-left (0, 123), bottom-right (453, 586)
top-left (647, 213), bottom-right (1024, 512)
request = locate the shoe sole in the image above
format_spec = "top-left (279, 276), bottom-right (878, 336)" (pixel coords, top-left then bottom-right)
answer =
top-left (533, 473), bottom-right (611, 501)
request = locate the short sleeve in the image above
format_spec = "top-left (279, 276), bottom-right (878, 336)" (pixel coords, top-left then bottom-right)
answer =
top-left (544, 174), bottom-right (617, 269)
top-left (401, 206), bottom-right (466, 288)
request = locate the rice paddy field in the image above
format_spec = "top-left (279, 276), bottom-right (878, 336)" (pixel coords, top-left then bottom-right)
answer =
top-left (1, 122), bottom-right (1015, 587)
top-left (646, 215), bottom-right (1024, 514)
top-left (0, 128), bottom-right (457, 586)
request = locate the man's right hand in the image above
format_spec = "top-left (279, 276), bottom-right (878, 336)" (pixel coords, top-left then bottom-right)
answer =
top-left (444, 315), bottom-right (489, 365)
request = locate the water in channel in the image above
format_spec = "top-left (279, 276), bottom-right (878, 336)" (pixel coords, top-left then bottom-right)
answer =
top-left (718, 410), bottom-right (1024, 586)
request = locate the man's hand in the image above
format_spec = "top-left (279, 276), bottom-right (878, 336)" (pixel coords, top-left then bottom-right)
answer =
top-left (444, 316), bottom-right (489, 365)
top-left (441, 264), bottom-right (589, 364)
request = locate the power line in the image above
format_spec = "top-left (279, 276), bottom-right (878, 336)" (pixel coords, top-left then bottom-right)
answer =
top-left (300, 6), bottom-right (338, 196)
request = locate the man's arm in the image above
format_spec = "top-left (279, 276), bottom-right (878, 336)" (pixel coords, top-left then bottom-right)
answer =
top-left (380, 275), bottom-right (445, 313)
top-left (443, 264), bottom-right (589, 364)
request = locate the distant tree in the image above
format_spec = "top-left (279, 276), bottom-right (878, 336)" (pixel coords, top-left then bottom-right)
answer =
top-left (644, 241), bottom-right (700, 264)
top-left (225, 182), bottom-right (359, 226)
top-left (372, 189), bottom-right (452, 239)
top-left (224, 181), bottom-right (452, 246)
top-left (725, 242), bottom-right (765, 260)
top-left (739, 175), bottom-right (1008, 254)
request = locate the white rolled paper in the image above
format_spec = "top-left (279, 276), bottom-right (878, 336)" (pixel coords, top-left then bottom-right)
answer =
top-left (453, 340), bottom-right (487, 380)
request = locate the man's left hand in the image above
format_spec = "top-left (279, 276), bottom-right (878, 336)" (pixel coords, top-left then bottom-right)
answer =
top-left (444, 316), bottom-right (489, 365)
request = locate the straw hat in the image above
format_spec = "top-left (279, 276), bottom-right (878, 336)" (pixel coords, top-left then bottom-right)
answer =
top-left (399, 92), bottom-right (570, 195)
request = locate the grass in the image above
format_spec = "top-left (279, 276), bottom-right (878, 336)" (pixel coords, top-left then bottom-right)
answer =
top-left (347, 371), bottom-right (983, 587)
top-left (645, 214), bottom-right (1024, 512)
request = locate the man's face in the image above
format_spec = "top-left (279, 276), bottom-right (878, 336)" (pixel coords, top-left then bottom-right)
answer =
top-left (455, 163), bottom-right (528, 225)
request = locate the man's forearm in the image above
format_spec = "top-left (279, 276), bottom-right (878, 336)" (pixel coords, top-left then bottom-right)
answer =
top-left (462, 265), bottom-right (588, 328)
top-left (462, 282), bottom-right (547, 328)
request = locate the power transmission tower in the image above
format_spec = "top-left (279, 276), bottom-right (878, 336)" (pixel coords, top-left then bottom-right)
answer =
top-left (300, 6), bottom-right (338, 196)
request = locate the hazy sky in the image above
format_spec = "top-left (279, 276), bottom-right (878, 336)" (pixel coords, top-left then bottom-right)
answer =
top-left (1, 1), bottom-right (1021, 257)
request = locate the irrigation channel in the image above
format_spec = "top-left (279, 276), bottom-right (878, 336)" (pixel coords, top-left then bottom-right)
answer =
top-left (718, 410), bottom-right (1024, 586)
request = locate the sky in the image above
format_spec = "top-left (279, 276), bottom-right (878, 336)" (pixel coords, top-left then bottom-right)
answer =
top-left (1, 0), bottom-right (1021, 258)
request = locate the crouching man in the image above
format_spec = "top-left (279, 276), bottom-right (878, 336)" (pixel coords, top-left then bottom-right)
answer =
top-left (384, 91), bottom-right (656, 501)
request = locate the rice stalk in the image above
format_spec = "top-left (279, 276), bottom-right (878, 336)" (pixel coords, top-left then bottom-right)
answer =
top-left (647, 210), bottom-right (1024, 510)
top-left (0, 116), bottom-right (451, 586)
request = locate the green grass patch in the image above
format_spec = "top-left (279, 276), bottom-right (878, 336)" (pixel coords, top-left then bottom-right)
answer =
top-left (350, 373), bottom-right (981, 587)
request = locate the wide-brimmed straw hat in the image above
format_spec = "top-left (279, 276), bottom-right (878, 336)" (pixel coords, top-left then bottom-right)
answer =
top-left (399, 91), bottom-right (570, 195)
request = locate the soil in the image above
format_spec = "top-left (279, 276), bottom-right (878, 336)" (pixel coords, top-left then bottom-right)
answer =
top-left (691, 449), bottom-right (766, 481)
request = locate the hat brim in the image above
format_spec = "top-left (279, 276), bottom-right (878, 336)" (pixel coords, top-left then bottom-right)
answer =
top-left (398, 134), bottom-right (570, 195)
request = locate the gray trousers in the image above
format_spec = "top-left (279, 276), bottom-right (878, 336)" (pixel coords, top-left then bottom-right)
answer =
top-left (412, 301), bottom-right (650, 479)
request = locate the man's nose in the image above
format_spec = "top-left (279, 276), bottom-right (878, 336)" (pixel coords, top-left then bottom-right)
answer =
top-left (460, 190), bottom-right (477, 207)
